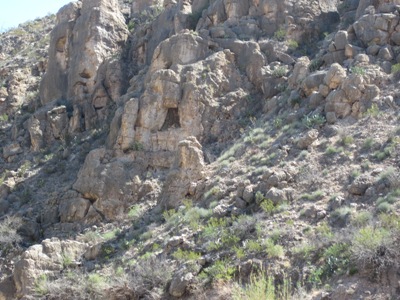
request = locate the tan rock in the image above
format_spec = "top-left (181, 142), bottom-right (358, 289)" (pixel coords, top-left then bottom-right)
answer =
top-left (297, 129), bottom-right (319, 149)
top-left (13, 238), bottom-right (87, 298)
top-left (73, 148), bottom-right (146, 220)
top-left (161, 137), bottom-right (205, 208)
top-left (324, 63), bottom-right (347, 90)
top-left (116, 98), bottom-right (139, 151)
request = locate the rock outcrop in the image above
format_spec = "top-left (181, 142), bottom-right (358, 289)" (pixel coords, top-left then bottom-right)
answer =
top-left (161, 136), bottom-right (205, 208)
top-left (13, 238), bottom-right (87, 298)
top-left (40, 0), bottom-right (128, 134)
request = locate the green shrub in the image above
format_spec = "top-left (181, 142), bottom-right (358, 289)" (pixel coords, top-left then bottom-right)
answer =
top-left (351, 211), bottom-right (373, 227)
top-left (0, 113), bottom-right (8, 122)
top-left (172, 249), bottom-right (201, 262)
top-left (350, 66), bottom-right (365, 75)
top-left (365, 103), bottom-right (380, 117)
top-left (351, 226), bottom-right (395, 270)
top-left (309, 59), bottom-right (323, 72)
top-left (300, 190), bottom-right (324, 201)
top-left (391, 63), bottom-right (400, 74)
top-left (325, 145), bottom-right (344, 155)
top-left (322, 243), bottom-right (351, 277)
top-left (260, 199), bottom-right (275, 214)
top-left (34, 274), bottom-right (49, 296)
top-left (0, 216), bottom-right (22, 253)
top-left (127, 204), bottom-right (141, 219)
top-left (232, 274), bottom-right (276, 300)
top-left (200, 259), bottom-right (236, 281)
top-left (265, 239), bottom-right (284, 258)
top-left (274, 27), bottom-right (286, 41)
top-left (376, 201), bottom-right (392, 213)
top-left (362, 137), bottom-right (375, 150)
top-left (341, 135), bottom-right (354, 146)
top-left (271, 66), bottom-right (287, 78)
top-left (287, 39), bottom-right (298, 50)
top-left (302, 114), bottom-right (326, 128)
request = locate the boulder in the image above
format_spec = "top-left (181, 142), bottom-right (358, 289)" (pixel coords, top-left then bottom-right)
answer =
top-left (324, 63), bottom-right (347, 90)
top-left (161, 137), bottom-right (205, 208)
top-left (13, 238), bottom-right (87, 298)
top-left (349, 175), bottom-right (374, 195)
top-left (2, 143), bottom-right (23, 159)
top-left (73, 148), bottom-right (146, 220)
top-left (297, 129), bottom-right (319, 149)
top-left (59, 198), bottom-right (92, 223)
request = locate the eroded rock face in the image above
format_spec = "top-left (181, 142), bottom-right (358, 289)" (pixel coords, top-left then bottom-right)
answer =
top-left (161, 136), bottom-right (205, 208)
top-left (13, 238), bottom-right (87, 298)
top-left (198, 0), bottom-right (339, 40)
top-left (72, 148), bottom-right (146, 220)
top-left (40, 0), bottom-right (128, 132)
top-left (129, 46), bottom-right (246, 153)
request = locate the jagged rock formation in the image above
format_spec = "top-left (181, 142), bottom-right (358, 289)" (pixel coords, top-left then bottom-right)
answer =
top-left (1, 0), bottom-right (400, 299)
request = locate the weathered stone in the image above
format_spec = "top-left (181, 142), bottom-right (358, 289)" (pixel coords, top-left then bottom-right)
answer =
top-left (377, 46), bottom-right (393, 61)
top-left (115, 98), bottom-right (139, 151)
top-left (302, 71), bottom-right (327, 96)
top-left (40, 0), bottom-right (128, 132)
top-left (265, 187), bottom-right (287, 204)
top-left (242, 185), bottom-right (254, 203)
top-left (349, 175), bottom-right (374, 195)
top-left (161, 137), bottom-right (205, 208)
top-left (59, 198), bottom-right (91, 223)
top-left (324, 63), bottom-right (347, 89)
top-left (326, 112), bottom-right (337, 124)
top-left (309, 91), bottom-right (324, 108)
top-left (2, 143), bottom-right (23, 159)
top-left (288, 57), bottom-right (310, 89)
top-left (73, 148), bottom-right (145, 220)
top-left (297, 129), bottom-right (319, 149)
top-left (47, 105), bottom-right (68, 139)
top-left (334, 30), bottom-right (348, 50)
top-left (27, 117), bottom-right (43, 151)
top-left (169, 271), bottom-right (194, 297)
top-left (13, 238), bottom-right (87, 297)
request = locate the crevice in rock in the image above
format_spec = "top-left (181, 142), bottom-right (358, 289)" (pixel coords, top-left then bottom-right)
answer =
top-left (160, 108), bottom-right (180, 131)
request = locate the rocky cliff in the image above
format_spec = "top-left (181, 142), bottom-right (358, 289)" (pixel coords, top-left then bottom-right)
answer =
top-left (1, 0), bottom-right (400, 299)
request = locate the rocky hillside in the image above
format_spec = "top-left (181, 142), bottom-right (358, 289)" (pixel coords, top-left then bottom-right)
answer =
top-left (1, 0), bottom-right (400, 299)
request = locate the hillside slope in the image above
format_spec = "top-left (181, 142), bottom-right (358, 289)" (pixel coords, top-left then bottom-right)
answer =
top-left (1, 0), bottom-right (400, 299)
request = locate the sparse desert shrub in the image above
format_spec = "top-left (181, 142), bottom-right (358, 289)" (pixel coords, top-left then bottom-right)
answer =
top-left (34, 274), bottom-right (49, 296)
top-left (351, 226), bottom-right (399, 273)
top-left (271, 66), bottom-right (287, 78)
top-left (172, 249), bottom-right (201, 262)
top-left (0, 113), bottom-right (8, 122)
top-left (127, 204), bottom-right (142, 219)
top-left (351, 211), bottom-right (373, 227)
top-left (321, 243), bottom-right (351, 277)
top-left (350, 66), bottom-right (365, 75)
top-left (340, 135), bottom-right (354, 146)
top-left (325, 145), bottom-right (344, 155)
top-left (362, 137), bottom-right (375, 151)
top-left (0, 216), bottom-right (22, 254)
top-left (233, 272), bottom-right (293, 300)
top-left (265, 239), bottom-right (284, 258)
top-left (365, 103), bottom-right (380, 117)
top-left (391, 63), bottom-right (400, 74)
top-left (122, 256), bottom-right (175, 298)
top-left (300, 190), bottom-right (324, 201)
top-left (309, 59), bottom-right (323, 72)
top-left (302, 114), bottom-right (326, 128)
top-left (287, 39), bottom-right (298, 50)
top-left (274, 27), bottom-right (286, 41)
top-left (200, 259), bottom-right (236, 282)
